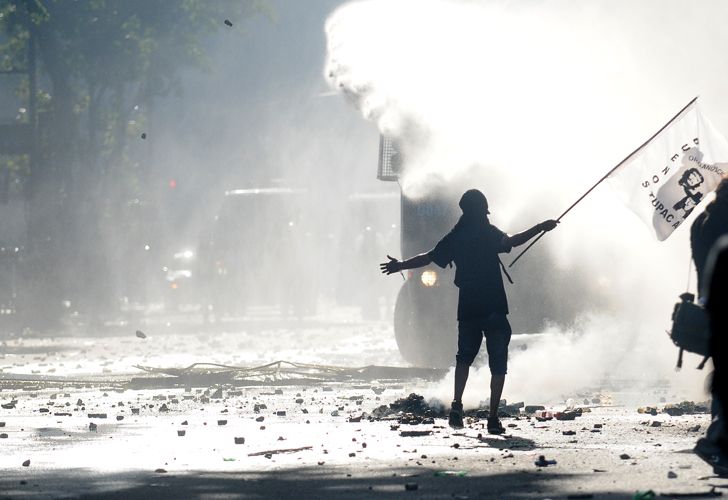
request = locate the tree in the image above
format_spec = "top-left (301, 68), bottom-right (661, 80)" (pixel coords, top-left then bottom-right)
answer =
top-left (0, 0), bottom-right (268, 329)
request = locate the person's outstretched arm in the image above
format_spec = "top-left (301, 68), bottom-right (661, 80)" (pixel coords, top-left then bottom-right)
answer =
top-left (506, 219), bottom-right (558, 248)
top-left (380, 253), bottom-right (432, 275)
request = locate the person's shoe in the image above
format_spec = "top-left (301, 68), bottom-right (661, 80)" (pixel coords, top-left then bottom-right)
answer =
top-left (448, 401), bottom-right (464, 429)
top-left (694, 438), bottom-right (728, 476)
top-left (487, 416), bottom-right (505, 435)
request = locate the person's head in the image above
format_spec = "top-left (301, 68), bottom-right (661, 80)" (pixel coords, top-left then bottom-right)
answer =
top-left (459, 189), bottom-right (489, 217)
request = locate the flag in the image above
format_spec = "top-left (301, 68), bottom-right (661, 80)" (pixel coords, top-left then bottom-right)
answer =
top-left (608, 98), bottom-right (728, 240)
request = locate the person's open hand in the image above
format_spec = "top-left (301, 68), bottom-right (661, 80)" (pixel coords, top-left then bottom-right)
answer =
top-left (380, 255), bottom-right (401, 275)
top-left (539, 219), bottom-right (559, 232)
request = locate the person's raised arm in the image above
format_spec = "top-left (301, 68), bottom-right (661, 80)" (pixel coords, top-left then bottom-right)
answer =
top-left (380, 253), bottom-right (432, 275)
top-left (506, 219), bottom-right (558, 248)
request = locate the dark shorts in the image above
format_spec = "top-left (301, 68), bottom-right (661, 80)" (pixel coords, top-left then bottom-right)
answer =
top-left (456, 314), bottom-right (512, 374)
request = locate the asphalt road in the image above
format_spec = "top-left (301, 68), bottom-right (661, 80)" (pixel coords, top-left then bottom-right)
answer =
top-left (0, 314), bottom-right (725, 499)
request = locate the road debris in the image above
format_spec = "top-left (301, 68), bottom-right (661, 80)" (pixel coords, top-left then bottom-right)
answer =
top-left (434, 470), bottom-right (468, 477)
top-left (135, 330), bottom-right (147, 339)
top-left (534, 455), bottom-right (557, 467)
top-left (248, 446), bottom-right (312, 457)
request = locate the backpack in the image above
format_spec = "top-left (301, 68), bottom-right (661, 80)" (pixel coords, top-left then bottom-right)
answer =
top-left (669, 292), bottom-right (711, 369)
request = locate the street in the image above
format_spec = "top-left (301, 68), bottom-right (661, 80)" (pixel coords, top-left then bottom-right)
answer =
top-left (0, 312), bottom-right (724, 499)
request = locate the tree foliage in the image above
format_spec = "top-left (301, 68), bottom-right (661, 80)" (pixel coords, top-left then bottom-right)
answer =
top-left (0, 0), bottom-right (268, 327)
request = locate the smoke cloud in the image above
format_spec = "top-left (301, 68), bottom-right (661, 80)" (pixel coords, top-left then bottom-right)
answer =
top-left (325, 0), bottom-right (728, 404)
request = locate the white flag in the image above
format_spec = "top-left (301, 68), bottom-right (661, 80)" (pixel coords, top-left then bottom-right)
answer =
top-left (608, 98), bottom-right (728, 240)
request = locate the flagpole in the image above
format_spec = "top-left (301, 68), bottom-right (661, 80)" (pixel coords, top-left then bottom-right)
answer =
top-left (508, 95), bottom-right (699, 268)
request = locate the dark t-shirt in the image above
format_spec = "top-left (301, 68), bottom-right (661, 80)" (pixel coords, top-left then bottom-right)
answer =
top-left (427, 223), bottom-right (512, 320)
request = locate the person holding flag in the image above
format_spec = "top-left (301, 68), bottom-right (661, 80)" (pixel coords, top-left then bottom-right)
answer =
top-left (380, 189), bottom-right (557, 432)
top-left (691, 178), bottom-right (728, 476)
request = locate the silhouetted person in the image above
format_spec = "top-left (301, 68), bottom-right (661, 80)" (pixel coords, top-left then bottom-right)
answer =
top-left (691, 177), bottom-right (728, 295)
top-left (380, 189), bottom-right (557, 433)
top-left (692, 178), bottom-right (728, 475)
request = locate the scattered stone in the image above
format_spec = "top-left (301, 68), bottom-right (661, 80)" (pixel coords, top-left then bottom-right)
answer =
top-left (0, 433), bottom-right (7, 438)
top-left (135, 330), bottom-right (147, 339)
top-left (116, 416), bottom-right (124, 421)
top-left (89, 423), bottom-right (97, 431)
top-left (555, 410), bottom-right (579, 421)
top-left (687, 425), bottom-right (701, 432)
top-left (0, 422), bottom-right (4, 427)
top-left (619, 454), bottom-right (631, 460)
top-left (349, 452), bottom-right (356, 457)
top-left (131, 408), bottom-right (140, 415)
top-left (535, 410), bottom-right (553, 421)
top-left (295, 399), bottom-right (304, 404)
top-left (158, 404), bottom-right (169, 413)
top-left (217, 420), bottom-right (227, 426)
top-left (404, 483), bottom-right (418, 491)
top-left (22, 459), bottom-right (30, 467)
top-left (140, 133), bottom-right (147, 140)
top-left (276, 411), bottom-right (286, 417)
top-left (534, 455), bottom-right (556, 467)
top-left (638, 407), bottom-right (658, 416)
top-left (88, 413), bottom-right (107, 419)
top-left (234, 437), bottom-right (245, 445)
top-left (400, 430), bottom-right (432, 437)
top-left (650, 421), bottom-right (662, 427)
top-left (562, 430), bottom-right (576, 436)
top-left (667, 470), bottom-right (678, 479)
top-left (256, 416), bottom-right (264, 422)
top-left (224, 19), bottom-right (233, 27)
top-left (154, 468), bottom-right (167, 473)
top-left (177, 430), bottom-right (185, 437)
top-left (593, 423), bottom-right (603, 429)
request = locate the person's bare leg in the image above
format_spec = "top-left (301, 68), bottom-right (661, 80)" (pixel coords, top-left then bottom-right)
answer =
top-left (489, 374), bottom-right (505, 417)
top-left (453, 362), bottom-right (469, 402)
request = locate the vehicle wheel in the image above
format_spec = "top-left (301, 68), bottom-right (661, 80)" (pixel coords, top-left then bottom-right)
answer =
top-left (393, 281), bottom-right (455, 368)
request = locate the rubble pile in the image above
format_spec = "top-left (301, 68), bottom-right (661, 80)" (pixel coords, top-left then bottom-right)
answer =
top-left (369, 393), bottom-right (445, 424)
top-left (638, 401), bottom-right (710, 416)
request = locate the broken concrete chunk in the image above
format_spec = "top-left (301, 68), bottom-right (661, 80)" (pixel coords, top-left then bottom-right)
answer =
top-left (400, 430), bottom-right (432, 437)
top-left (534, 455), bottom-right (556, 467)
top-left (234, 437), bottom-right (245, 445)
